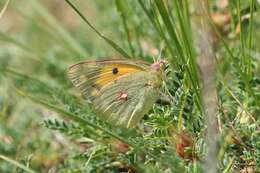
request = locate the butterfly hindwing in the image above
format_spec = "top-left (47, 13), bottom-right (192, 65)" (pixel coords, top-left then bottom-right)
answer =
top-left (92, 71), bottom-right (159, 128)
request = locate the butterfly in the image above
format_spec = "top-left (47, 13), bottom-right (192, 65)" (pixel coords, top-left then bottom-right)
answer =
top-left (67, 59), bottom-right (165, 128)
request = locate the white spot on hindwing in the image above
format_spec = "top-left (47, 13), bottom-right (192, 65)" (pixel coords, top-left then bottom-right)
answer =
top-left (116, 91), bottom-right (128, 102)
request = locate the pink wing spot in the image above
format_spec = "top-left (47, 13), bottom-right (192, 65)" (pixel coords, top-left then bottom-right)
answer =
top-left (116, 91), bottom-right (128, 102)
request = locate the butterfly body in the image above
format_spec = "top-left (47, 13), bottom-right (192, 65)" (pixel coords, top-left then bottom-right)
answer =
top-left (68, 59), bottom-right (164, 128)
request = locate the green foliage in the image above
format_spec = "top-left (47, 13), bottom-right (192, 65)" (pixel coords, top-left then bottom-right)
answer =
top-left (0, 0), bottom-right (259, 172)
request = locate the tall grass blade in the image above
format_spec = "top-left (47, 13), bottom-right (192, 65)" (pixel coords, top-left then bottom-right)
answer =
top-left (246, 0), bottom-right (255, 78)
top-left (0, 154), bottom-right (37, 173)
top-left (115, 0), bottom-right (135, 57)
top-left (65, 0), bottom-right (131, 59)
top-left (0, 0), bottom-right (10, 19)
top-left (138, 0), bottom-right (203, 115)
top-left (137, 0), bottom-right (176, 62)
top-left (28, 0), bottom-right (86, 56)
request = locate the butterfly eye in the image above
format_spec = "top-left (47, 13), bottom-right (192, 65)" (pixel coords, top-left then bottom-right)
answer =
top-left (112, 67), bottom-right (119, 74)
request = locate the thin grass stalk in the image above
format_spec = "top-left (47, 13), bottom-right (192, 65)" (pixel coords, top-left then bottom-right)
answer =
top-left (213, 50), bottom-right (259, 129)
top-left (15, 8), bottom-right (83, 59)
top-left (153, 0), bottom-right (183, 59)
top-left (149, 0), bottom-right (177, 59)
top-left (172, 0), bottom-right (200, 85)
top-left (0, 32), bottom-right (44, 63)
top-left (177, 88), bottom-right (188, 131)
top-left (171, 0), bottom-right (203, 116)
top-left (134, 27), bottom-right (143, 57)
top-left (236, 1), bottom-right (260, 108)
top-left (0, 0), bottom-right (10, 19)
top-left (236, 0), bottom-right (246, 70)
top-left (151, 0), bottom-right (203, 115)
top-left (246, 0), bottom-right (255, 79)
top-left (64, 0), bottom-right (131, 59)
top-left (222, 157), bottom-right (235, 173)
top-left (115, 0), bottom-right (135, 58)
top-left (183, 0), bottom-right (191, 29)
top-left (137, 0), bottom-right (177, 63)
top-left (234, 1), bottom-right (251, 109)
top-left (28, 0), bottom-right (86, 56)
top-left (0, 32), bottom-right (32, 52)
top-left (0, 29), bottom-right (57, 63)
top-left (220, 81), bottom-right (258, 127)
top-left (0, 155), bottom-right (37, 173)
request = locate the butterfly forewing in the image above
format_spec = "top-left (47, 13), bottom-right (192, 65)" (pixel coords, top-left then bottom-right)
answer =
top-left (67, 60), bottom-right (150, 102)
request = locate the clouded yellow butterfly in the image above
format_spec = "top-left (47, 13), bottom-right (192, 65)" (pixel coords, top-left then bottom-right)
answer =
top-left (68, 59), bottom-right (164, 128)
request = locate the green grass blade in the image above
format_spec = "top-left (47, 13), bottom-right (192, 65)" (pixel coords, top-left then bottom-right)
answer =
top-left (28, 0), bottom-right (86, 56)
top-left (0, 154), bottom-right (37, 173)
top-left (153, 0), bottom-right (183, 59)
top-left (236, 0), bottom-right (260, 108)
top-left (0, 0), bottom-right (10, 19)
top-left (137, 0), bottom-right (176, 62)
top-left (222, 157), bottom-right (234, 173)
top-left (246, 0), bottom-right (255, 78)
top-left (14, 8), bottom-right (82, 59)
top-left (0, 32), bottom-right (32, 52)
top-left (0, 32), bottom-right (43, 62)
top-left (237, 0), bottom-right (246, 69)
top-left (172, 0), bottom-right (199, 83)
top-left (64, 0), bottom-right (131, 59)
top-left (153, 1), bottom-right (203, 114)
top-left (115, 0), bottom-right (135, 57)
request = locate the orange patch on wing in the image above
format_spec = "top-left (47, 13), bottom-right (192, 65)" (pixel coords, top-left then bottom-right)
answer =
top-left (95, 64), bottom-right (142, 87)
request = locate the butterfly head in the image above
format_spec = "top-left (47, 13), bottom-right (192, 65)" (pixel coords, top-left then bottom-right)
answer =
top-left (150, 60), bottom-right (167, 87)
top-left (150, 60), bottom-right (167, 72)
